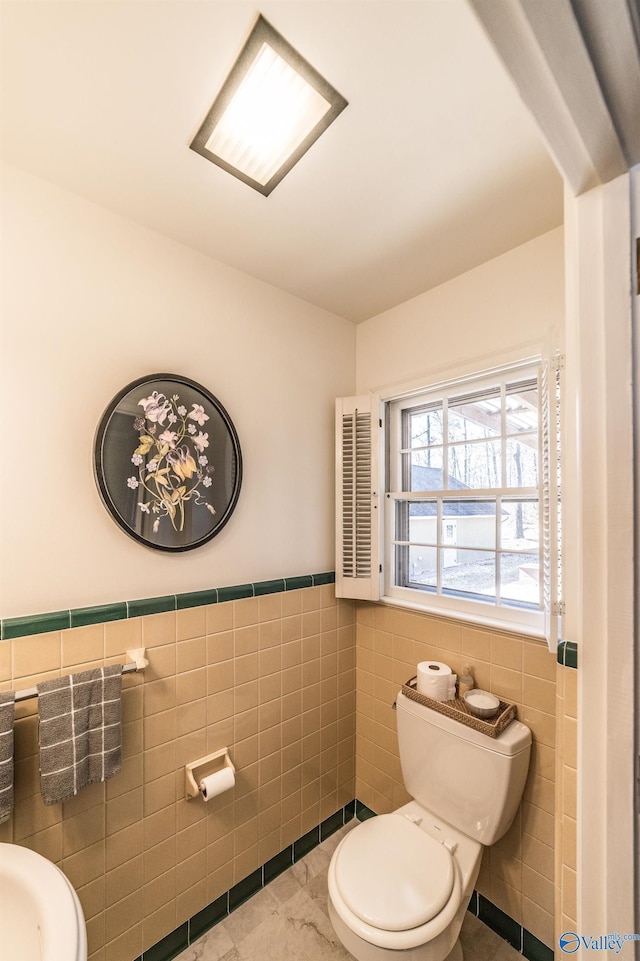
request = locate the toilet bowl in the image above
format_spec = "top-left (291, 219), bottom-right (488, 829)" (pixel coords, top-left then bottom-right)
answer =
top-left (328, 804), bottom-right (481, 961)
top-left (328, 691), bottom-right (531, 961)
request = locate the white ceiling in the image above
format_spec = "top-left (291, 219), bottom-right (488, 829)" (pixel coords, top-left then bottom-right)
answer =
top-left (0, 0), bottom-right (563, 323)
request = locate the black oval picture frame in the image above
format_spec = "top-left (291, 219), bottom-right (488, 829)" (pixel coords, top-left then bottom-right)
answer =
top-left (94, 374), bottom-right (242, 552)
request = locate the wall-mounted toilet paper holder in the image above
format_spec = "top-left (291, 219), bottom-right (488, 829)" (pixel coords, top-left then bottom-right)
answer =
top-left (185, 748), bottom-right (235, 800)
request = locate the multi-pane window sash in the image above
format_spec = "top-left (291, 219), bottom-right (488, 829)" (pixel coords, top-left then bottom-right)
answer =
top-left (335, 359), bottom-right (562, 648)
top-left (385, 362), bottom-right (560, 644)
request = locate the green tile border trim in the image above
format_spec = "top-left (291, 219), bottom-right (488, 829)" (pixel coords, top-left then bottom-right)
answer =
top-left (293, 825), bottom-right (320, 861)
top-left (253, 578), bottom-right (285, 596)
top-left (523, 929), bottom-right (554, 961)
top-left (320, 809), bottom-right (344, 840)
top-left (284, 575), bottom-right (313, 590)
top-left (355, 799), bottom-right (377, 821)
top-left (142, 922), bottom-right (188, 961)
top-left (71, 602), bottom-right (128, 628)
top-left (217, 583), bottom-right (254, 603)
top-left (127, 595), bottom-right (176, 618)
top-left (0, 572), bottom-right (336, 641)
top-left (135, 800), bottom-right (356, 961)
top-left (189, 894), bottom-right (227, 944)
top-left (228, 867), bottom-right (262, 912)
top-left (477, 893), bottom-right (522, 948)
top-left (2, 609), bottom-right (71, 640)
top-left (176, 589), bottom-right (218, 611)
top-left (313, 571), bottom-right (335, 586)
top-left (557, 639), bottom-right (578, 669)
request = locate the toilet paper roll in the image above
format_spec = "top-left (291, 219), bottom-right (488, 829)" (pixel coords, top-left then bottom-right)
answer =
top-left (198, 766), bottom-right (235, 801)
top-left (416, 661), bottom-right (457, 701)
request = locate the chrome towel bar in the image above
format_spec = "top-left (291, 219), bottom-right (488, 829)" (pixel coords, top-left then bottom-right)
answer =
top-left (12, 648), bottom-right (148, 703)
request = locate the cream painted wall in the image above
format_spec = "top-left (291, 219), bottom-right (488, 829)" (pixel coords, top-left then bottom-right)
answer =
top-left (0, 165), bottom-right (356, 618)
top-left (356, 227), bottom-right (564, 393)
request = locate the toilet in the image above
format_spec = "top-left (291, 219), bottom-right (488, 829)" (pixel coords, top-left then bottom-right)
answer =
top-left (328, 690), bottom-right (531, 961)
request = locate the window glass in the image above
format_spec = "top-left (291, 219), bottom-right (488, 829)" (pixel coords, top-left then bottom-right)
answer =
top-left (500, 499), bottom-right (539, 551)
top-left (505, 382), bottom-right (538, 434)
top-left (407, 499), bottom-right (438, 544)
top-left (405, 545), bottom-right (437, 590)
top-left (408, 406), bottom-right (443, 448)
top-left (448, 440), bottom-right (502, 489)
top-left (406, 450), bottom-right (444, 490)
top-left (499, 553), bottom-right (540, 609)
top-left (441, 551), bottom-right (496, 601)
top-left (448, 389), bottom-right (501, 441)
top-left (443, 500), bottom-right (496, 549)
top-left (388, 367), bottom-right (548, 628)
top-left (506, 437), bottom-right (538, 487)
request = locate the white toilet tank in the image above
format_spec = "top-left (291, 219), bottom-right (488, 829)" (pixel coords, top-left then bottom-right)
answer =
top-left (396, 690), bottom-right (531, 845)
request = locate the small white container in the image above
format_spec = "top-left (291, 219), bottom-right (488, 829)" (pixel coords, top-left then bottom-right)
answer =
top-left (458, 665), bottom-right (475, 697)
top-left (463, 689), bottom-right (501, 719)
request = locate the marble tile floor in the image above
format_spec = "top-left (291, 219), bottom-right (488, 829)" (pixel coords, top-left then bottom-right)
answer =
top-left (176, 824), bottom-right (522, 961)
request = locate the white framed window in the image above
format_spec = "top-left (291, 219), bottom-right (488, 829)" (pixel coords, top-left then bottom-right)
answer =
top-left (336, 356), bottom-right (562, 649)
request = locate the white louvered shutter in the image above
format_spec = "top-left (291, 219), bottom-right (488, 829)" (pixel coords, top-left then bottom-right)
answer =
top-left (335, 395), bottom-right (380, 600)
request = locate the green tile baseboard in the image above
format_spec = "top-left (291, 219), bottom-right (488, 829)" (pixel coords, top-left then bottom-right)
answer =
top-left (136, 798), bottom-right (553, 961)
top-left (557, 639), bottom-right (578, 669)
top-left (354, 798), bottom-right (377, 820)
top-left (0, 572), bottom-right (336, 641)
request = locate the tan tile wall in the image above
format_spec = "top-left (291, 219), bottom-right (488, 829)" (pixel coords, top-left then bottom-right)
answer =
top-left (554, 663), bottom-right (577, 943)
top-left (355, 602), bottom-right (556, 947)
top-left (0, 586), bottom-right (356, 961)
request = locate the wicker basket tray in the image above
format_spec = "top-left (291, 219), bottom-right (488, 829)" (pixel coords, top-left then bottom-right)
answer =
top-left (401, 677), bottom-right (517, 739)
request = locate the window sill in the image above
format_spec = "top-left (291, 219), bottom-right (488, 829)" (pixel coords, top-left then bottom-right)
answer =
top-left (378, 592), bottom-right (549, 643)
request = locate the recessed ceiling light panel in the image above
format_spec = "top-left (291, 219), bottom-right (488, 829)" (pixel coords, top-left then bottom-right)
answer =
top-left (190, 15), bottom-right (348, 196)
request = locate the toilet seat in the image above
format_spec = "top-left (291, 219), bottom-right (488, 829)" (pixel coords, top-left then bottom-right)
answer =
top-left (334, 815), bottom-right (455, 931)
top-left (328, 816), bottom-right (463, 951)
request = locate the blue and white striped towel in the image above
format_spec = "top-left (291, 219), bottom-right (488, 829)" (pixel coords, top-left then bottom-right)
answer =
top-left (37, 665), bottom-right (123, 805)
top-left (0, 691), bottom-right (15, 822)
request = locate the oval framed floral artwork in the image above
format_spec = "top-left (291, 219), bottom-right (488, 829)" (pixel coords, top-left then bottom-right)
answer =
top-left (94, 374), bottom-right (242, 552)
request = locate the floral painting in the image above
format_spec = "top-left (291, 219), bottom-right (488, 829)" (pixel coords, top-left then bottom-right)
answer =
top-left (95, 375), bottom-right (242, 551)
top-left (129, 391), bottom-right (216, 534)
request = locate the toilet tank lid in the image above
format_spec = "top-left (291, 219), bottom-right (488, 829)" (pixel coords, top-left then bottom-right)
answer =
top-left (396, 691), bottom-right (531, 756)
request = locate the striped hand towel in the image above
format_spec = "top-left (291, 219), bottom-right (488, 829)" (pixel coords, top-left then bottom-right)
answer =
top-left (0, 691), bottom-right (15, 823)
top-left (37, 665), bottom-right (123, 806)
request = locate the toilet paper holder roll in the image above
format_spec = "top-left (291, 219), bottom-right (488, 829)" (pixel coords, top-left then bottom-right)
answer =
top-left (185, 748), bottom-right (235, 800)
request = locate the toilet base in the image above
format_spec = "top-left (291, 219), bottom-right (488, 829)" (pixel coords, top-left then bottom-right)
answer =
top-left (446, 942), bottom-right (463, 961)
top-left (328, 897), bottom-right (464, 961)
